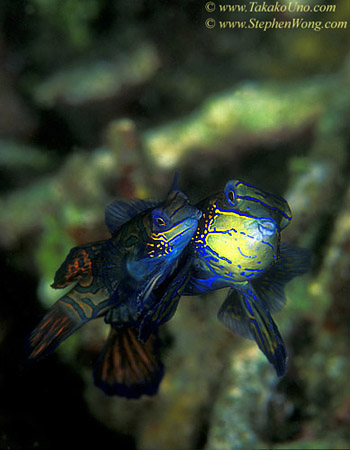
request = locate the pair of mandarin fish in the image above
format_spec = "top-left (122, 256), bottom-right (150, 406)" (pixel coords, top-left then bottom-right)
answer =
top-left (27, 175), bottom-right (310, 398)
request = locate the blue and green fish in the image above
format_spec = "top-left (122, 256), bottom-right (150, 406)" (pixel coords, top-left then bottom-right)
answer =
top-left (139, 180), bottom-right (311, 378)
top-left (28, 178), bottom-right (310, 398)
top-left (27, 177), bottom-right (201, 398)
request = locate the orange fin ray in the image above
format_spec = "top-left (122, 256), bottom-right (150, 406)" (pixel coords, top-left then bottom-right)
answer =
top-left (27, 283), bottom-right (112, 360)
top-left (52, 241), bottom-right (108, 289)
top-left (27, 299), bottom-right (82, 360)
top-left (93, 327), bottom-right (164, 398)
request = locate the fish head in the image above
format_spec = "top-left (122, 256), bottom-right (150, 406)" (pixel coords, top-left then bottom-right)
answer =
top-left (222, 180), bottom-right (292, 230)
top-left (193, 179), bottom-right (290, 283)
top-left (147, 186), bottom-right (201, 260)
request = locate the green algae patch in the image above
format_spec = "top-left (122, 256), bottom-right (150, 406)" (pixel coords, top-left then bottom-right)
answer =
top-left (144, 78), bottom-right (330, 169)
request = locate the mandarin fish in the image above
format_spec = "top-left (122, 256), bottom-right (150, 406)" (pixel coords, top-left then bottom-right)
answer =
top-left (137, 180), bottom-right (311, 378)
top-left (27, 176), bottom-right (201, 398)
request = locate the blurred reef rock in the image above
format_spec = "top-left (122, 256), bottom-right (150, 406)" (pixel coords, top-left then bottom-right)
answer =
top-left (1, 64), bottom-right (349, 449)
top-left (0, 2), bottom-right (349, 447)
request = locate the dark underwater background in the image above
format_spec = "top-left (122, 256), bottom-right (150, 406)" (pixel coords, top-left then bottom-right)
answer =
top-left (0, 1), bottom-right (349, 449)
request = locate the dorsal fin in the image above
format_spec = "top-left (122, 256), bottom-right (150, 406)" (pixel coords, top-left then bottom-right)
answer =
top-left (169, 172), bottom-right (179, 192)
top-left (105, 174), bottom-right (181, 234)
top-left (105, 198), bottom-right (160, 233)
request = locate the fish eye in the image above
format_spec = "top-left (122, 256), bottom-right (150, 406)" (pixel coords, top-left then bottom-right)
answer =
top-left (155, 217), bottom-right (166, 227)
top-left (224, 181), bottom-right (237, 207)
top-left (225, 188), bottom-right (236, 206)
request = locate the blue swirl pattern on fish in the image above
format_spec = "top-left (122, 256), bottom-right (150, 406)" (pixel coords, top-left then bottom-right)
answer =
top-left (27, 176), bottom-right (201, 398)
top-left (26, 177), bottom-right (310, 398)
top-left (139, 180), bottom-right (310, 378)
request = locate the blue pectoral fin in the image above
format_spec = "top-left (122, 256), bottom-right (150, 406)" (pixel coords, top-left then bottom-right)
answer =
top-left (138, 288), bottom-right (181, 343)
top-left (93, 326), bottom-right (164, 398)
top-left (105, 198), bottom-right (160, 234)
top-left (104, 259), bottom-right (169, 326)
top-left (252, 242), bottom-right (312, 313)
top-left (138, 257), bottom-right (192, 342)
top-left (218, 287), bottom-right (287, 377)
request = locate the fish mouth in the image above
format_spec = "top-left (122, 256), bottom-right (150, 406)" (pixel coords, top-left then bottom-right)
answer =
top-left (184, 205), bottom-right (202, 220)
top-left (167, 217), bottom-right (199, 246)
top-left (258, 219), bottom-right (277, 236)
top-left (193, 209), bottom-right (202, 220)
